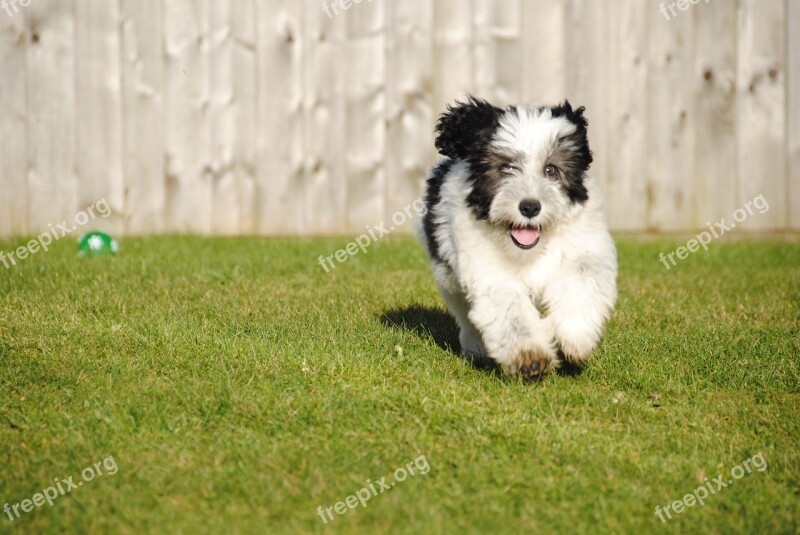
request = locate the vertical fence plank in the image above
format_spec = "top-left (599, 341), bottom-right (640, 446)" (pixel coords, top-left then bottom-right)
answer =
top-left (521, 0), bottom-right (565, 105)
top-left (26, 0), bottom-right (77, 233)
top-left (255, 1), bottom-right (304, 234)
top-left (433, 0), bottom-right (473, 114)
top-left (164, 0), bottom-right (212, 233)
top-left (737, 0), bottom-right (787, 229)
top-left (385, 0), bottom-right (434, 219)
top-left (646, 1), bottom-right (696, 231)
top-left (0, 10), bottom-right (28, 236)
top-left (230, 0), bottom-right (258, 234)
top-left (604, 0), bottom-right (648, 230)
top-left (344, 0), bottom-right (386, 230)
top-left (209, 0), bottom-right (258, 235)
top-left (75, 0), bottom-right (124, 234)
top-left (693, 0), bottom-right (738, 227)
top-left (565, 0), bottom-right (610, 205)
top-left (209, 0), bottom-right (237, 235)
top-left (492, 0), bottom-right (522, 105)
top-left (303, 0), bottom-right (346, 234)
top-left (472, 0), bottom-right (491, 99)
top-left (121, 0), bottom-right (164, 235)
top-left (788, 0), bottom-right (800, 230)
top-left (474, 0), bottom-right (521, 106)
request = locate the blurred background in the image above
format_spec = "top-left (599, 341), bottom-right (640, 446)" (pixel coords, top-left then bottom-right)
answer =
top-left (0, 0), bottom-right (797, 237)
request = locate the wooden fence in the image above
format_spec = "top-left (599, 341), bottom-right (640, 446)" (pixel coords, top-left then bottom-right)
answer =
top-left (0, 0), bottom-right (798, 236)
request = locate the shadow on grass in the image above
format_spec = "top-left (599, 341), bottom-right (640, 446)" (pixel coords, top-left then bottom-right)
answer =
top-left (379, 304), bottom-right (584, 378)
top-left (379, 305), bottom-right (499, 373)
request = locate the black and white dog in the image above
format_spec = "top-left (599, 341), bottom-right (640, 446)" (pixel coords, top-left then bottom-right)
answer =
top-left (416, 97), bottom-right (617, 381)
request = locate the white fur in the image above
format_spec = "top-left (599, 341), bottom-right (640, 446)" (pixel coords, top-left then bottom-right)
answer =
top-left (416, 107), bottom-right (617, 379)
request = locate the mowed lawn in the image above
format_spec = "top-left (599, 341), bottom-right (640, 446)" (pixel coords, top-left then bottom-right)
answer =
top-left (0, 234), bottom-right (798, 534)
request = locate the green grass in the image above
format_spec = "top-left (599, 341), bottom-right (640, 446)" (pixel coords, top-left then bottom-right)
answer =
top-left (0, 234), bottom-right (798, 534)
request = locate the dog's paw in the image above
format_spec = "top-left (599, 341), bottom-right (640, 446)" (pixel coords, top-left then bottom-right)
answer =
top-left (506, 348), bottom-right (558, 382)
top-left (551, 319), bottom-right (601, 366)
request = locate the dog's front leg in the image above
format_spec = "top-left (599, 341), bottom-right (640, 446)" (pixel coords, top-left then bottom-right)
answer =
top-left (465, 281), bottom-right (558, 381)
top-left (543, 264), bottom-right (617, 366)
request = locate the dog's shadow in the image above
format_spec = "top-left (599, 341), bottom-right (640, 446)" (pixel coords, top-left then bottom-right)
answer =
top-left (378, 305), bottom-right (499, 373)
top-left (378, 304), bottom-right (583, 378)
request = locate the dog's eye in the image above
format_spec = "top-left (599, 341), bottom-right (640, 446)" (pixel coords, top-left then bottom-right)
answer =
top-left (544, 164), bottom-right (557, 177)
top-left (501, 163), bottom-right (520, 174)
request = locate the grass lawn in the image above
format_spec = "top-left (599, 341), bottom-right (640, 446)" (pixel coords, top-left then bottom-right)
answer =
top-left (0, 234), bottom-right (798, 534)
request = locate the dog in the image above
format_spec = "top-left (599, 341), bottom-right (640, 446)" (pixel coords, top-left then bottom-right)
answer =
top-left (416, 97), bottom-right (617, 381)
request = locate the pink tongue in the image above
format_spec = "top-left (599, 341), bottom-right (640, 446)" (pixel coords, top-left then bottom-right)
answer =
top-left (511, 227), bottom-right (540, 246)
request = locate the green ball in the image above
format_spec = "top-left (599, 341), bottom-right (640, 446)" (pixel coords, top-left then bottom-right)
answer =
top-left (77, 231), bottom-right (119, 257)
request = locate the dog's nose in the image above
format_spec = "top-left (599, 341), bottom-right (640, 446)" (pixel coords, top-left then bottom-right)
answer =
top-left (518, 199), bottom-right (541, 218)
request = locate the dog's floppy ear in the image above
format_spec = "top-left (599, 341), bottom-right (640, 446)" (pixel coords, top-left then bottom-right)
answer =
top-left (435, 96), bottom-right (503, 160)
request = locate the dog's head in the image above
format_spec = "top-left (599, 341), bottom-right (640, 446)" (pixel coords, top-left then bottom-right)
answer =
top-left (435, 96), bottom-right (592, 251)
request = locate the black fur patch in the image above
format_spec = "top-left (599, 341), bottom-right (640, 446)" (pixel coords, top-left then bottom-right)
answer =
top-left (435, 96), bottom-right (503, 161)
top-left (466, 147), bottom-right (523, 220)
top-left (546, 101), bottom-right (592, 203)
top-left (435, 96), bottom-right (509, 220)
top-left (422, 158), bottom-right (455, 263)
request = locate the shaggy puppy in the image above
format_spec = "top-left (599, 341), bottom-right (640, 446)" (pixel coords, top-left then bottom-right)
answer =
top-left (416, 97), bottom-right (617, 381)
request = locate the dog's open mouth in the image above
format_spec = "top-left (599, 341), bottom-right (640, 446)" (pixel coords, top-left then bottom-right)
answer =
top-left (510, 225), bottom-right (540, 249)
